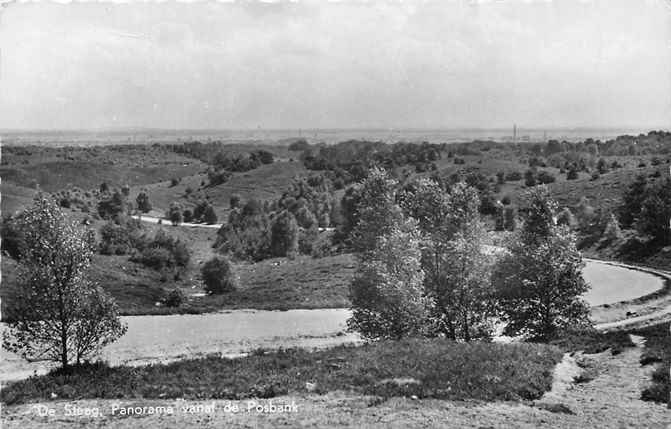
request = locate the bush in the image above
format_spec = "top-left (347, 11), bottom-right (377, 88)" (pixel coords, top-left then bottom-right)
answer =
top-left (505, 171), bottom-right (522, 181)
top-left (566, 168), bottom-right (579, 180)
top-left (170, 178), bottom-right (180, 187)
top-left (203, 205), bottom-right (218, 224)
top-left (167, 202), bottom-right (183, 226)
top-left (230, 194), bottom-right (241, 209)
top-left (270, 211), bottom-right (299, 257)
top-left (1, 216), bottom-right (27, 259)
top-left (207, 169), bottom-right (232, 187)
top-left (537, 171), bottom-right (556, 184)
top-left (164, 288), bottom-right (185, 307)
top-left (99, 218), bottom-right (145, 255)
top-left (182, 209), bottom-right (193, 223)
top-left (132, 230), bottom-right (190, 272)
top-left (288, 139), bottom-right (310, 152)
top-left (201, 257), bottom-right (237, 294)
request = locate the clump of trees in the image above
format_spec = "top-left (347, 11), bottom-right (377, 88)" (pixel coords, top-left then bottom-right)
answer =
top-left (2, 197), bottom-right (127, 369)
top-left (131, 229), bottom-right (190, 277)
top-left (99, 217), bottom-right (145, 255)
top-left (215, 174), bottom-right (339, 261)
top-left (618, 175), bottom-right (671, 245)
top-left (346, 171), bottom-right (591, 343)
top-left (348, 169), bottom-right (498, 341)
top-left (492, 187), bottom-right (591, 340)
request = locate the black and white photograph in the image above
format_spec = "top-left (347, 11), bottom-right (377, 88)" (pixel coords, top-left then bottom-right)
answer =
top-left (0, 0), bottom-right (670, 427)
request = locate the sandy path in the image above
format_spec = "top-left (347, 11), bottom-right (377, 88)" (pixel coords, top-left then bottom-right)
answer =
top-left (3, 335), bottom-right (669, 428)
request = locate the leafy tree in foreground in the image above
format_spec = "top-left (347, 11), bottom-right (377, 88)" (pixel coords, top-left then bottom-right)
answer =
top-left (401, 179), bottom-right (495, 340)
top-left (493, 187), bottom-right (591, 340)
top-left (348, 219), bottom-right (429, 340)
top-left (350, 167), bottom-right (404, 255)
top-left (2, 197), bottom-right (126, 369)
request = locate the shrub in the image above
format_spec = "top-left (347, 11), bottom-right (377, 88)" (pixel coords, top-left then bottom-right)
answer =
top-left (1, 215), bottom-right (27, 259)
top-left (167, 202), bottom-right (183, 226)
top-left (503, 207), bottom-right (517, 231)
top-left (566, 168), bottom-right (579, 180)
top-left (524, 169), bottom-right (537, 187)
top-left (537, 171), bottom-right (556, 184)
top-left (230, 194), bottom-right (241, 209)
top-left (99, 218), bottom-right (144, 255)
top-left (97, 191), bottom-right (127, 220)
top-left (270, 211), bottom-right (300, 257)
top-left (182, 209), bottom-right (193, 223)
top-left (203, 205), bottom-right (218, 224)
top-left (133, 230), bottom-right (190, 272)
top-left (506, 171), bottom-right (523, 181)
top-left (288, 139), bottom-right (310, 152)
top-left (170, 178), bottom-right (180, 187)
top-left (207, 169), bottom-right (232, 186)
top-left (201, 257), bottom-right (237, 294)
top-left (164, 288), bottom-right (185, 307)
top-left (602, 214), bottom-right (623, 242)
top-left (136, 191), bottom-right (152, 213)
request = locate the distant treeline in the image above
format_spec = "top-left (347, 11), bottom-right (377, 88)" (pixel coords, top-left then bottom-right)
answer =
top-left (296, 140), bottom-right (444, 185)
top-left (166, 141), bottom-right (274, 172)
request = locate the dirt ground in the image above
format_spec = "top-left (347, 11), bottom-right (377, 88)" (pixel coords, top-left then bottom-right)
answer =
top-left (2, 335), bottom-right (669, 429)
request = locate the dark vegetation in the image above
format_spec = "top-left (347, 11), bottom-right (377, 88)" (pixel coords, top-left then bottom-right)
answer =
top-left (201, 257), bottom-right (237, 294)
top-left (633, 322), bottom-right (670, 404)
top-left (0, 339), bottom-right (562, 405)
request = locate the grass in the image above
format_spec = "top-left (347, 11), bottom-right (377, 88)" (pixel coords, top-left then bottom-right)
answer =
top-left (129, 159), bottom-right (308, 216)
top-left (632, 322), bottom-right (670, 404)
top-left (0, 339), bottom-right (563, 405)
top-left (1, 252), bottom-right (355, 320)
top-left (549, 329), bottom-right (636, 355)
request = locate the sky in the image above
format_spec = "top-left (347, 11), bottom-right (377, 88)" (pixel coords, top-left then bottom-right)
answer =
top-left (0, 0), bottom-right (670, 130)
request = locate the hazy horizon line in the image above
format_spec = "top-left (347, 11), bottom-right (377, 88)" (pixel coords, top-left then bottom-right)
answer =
top-left (2, 125), bottom-right (669, 134)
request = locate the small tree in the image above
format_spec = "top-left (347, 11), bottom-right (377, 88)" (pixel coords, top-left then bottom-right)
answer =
top-left (503, 206), bottom-right (517, 231)
top-left (136, 191), bottom-right (152, 214)
top-left (270, 210), bottom-right (299, 257)
top-left (636, 179), bottom-right (671, 244)
top-left (2, 197), bottom-right (127, 369)
top-left (203, 205), bottom-right (218, 224)
top-left (619, 174), bottom-right (648, 227)
top-left (167, 202), bottom-right (183, 226)
top-left (348, 219), bottom-right (429, 340)
top-left (201, 257), bottom-right (237, 294)
top-left (602, 213), bottom-right (623, 242)
top-left (557, 207), bottom-right (578, 229)
top-left (230, 194), bottom-right (241, 209)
